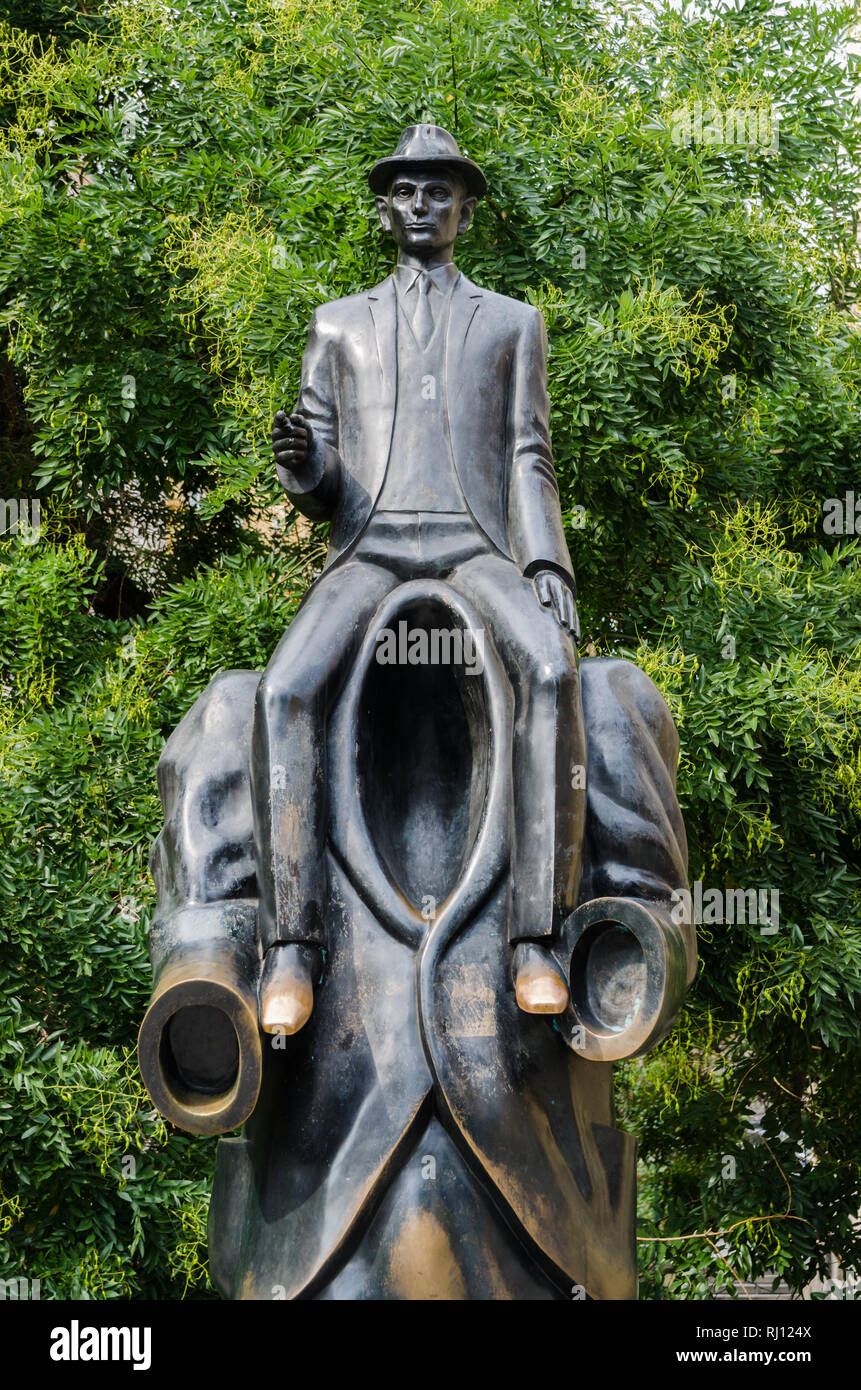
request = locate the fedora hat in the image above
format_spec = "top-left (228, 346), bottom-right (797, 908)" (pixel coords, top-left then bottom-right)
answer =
top-left (368, 124), bottom-right (487, 199)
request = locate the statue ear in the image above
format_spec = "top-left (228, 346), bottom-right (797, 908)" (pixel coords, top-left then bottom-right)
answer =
top-left (458, 196), bottom-right (477, 235)
top-left (375, 194), bottom-right (392, 233)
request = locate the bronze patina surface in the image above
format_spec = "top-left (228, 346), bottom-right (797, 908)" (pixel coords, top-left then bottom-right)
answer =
top-left (138, 126), bottom-right (696, 1300)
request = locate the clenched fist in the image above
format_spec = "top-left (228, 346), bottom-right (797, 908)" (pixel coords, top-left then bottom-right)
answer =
top-left (272, 410), bottom-right (313, 472)
top-left (533, 569), bottom-right (580, 639)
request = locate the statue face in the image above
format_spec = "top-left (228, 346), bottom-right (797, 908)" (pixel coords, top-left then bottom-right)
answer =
top-left (375, 166), bottom-right (476, 258)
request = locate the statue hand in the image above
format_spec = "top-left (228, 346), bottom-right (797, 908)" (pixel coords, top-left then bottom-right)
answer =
top-left (533, 570), bottom-right (580, 639)
top-left (273, 410), bottom-right (313, 474)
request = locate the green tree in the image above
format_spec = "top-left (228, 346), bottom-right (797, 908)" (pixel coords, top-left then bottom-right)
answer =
top-left (1, 0), bottom-right (859, 1298)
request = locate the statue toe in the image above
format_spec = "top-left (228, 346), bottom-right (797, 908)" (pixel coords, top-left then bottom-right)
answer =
top-left (513, 942), bottom-right (570, 1016)
top-left (259, 943), bottom-right (318, 1035)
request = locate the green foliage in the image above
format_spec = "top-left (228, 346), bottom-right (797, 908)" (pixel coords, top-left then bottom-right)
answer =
top-left (0, 512), bottom-right (304, 1295)
top-left (0, 0), bottom-right (859, 1298)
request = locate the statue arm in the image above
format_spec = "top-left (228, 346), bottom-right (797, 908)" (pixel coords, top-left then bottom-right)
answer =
top-left (507, 306), bottom-right (577, 594)
top-left (275, 310), bottom-right (343, 520)
top-left (552, 659), bottom-right (697, 1062)
top-left (137, 672), bottom-right (263, 1136)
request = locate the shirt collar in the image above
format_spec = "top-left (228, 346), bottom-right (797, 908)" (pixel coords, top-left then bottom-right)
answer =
top-left (394, 261), bottom-right (460, 295)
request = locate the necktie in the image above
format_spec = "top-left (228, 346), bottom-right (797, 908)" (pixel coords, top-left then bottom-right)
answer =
top-left (412, 273), bottom-right (435, 348)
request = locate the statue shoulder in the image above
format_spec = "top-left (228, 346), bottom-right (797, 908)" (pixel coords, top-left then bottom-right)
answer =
top-left (461, 277), bottom-right (545, 332)
top-left (309, 278), bottom-right (391, 335)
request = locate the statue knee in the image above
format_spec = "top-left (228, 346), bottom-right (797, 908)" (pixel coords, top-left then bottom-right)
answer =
top-left (580, 657), bottom-right (678, 758)
top-left (255, 663), bottom-right (318, 728)
top-left (527, 628), bottom-right (579, 699)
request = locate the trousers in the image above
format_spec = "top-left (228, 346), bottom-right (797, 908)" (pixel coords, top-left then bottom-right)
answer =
top-left (251, 511), bottom-right (586, 952)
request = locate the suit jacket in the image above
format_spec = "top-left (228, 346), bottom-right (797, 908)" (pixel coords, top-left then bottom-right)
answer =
top-left (149, 656), bottom-right (692, 1300)
top-left (278, 269), bottom-right (576, 589)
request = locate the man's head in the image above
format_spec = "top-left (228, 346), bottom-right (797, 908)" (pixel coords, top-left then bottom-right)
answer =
top-left (374, 165), bottom-right (477, 260)
top-left (368, 124), bottom-right (485, 261)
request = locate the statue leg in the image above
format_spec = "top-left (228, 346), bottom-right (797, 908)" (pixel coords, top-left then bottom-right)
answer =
top-left (578, 655), bottom-right (695, 985)
top-left (251, 558), bottom-right (398, 1030)
top-left (447, 552), bottom-right (587, 985)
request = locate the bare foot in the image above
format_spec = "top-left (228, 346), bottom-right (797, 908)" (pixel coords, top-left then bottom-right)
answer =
top-left (259, 943), bottom-right (321, 1036)
top-left (513, 942), bottom-right (569, 1015)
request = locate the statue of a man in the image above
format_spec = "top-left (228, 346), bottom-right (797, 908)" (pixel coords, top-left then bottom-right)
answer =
top-left (257, 124), bottom-right (587, 1033)
top-left (139, 125), bottom-right (695, 1301)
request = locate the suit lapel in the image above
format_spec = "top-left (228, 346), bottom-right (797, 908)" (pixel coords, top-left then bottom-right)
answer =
top-left (444, 277), bottom-right (482, 523)
top-left (368, 270), bottom-right (482, 404)
top-left (364, 271), bottom-right (483, 521)
top-left (445, 274), bottom-right (483, 402)
top-left (367, 275), bottom-right (397, 410)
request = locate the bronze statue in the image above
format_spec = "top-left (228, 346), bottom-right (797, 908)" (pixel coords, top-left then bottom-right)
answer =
top-left (138, 126), bottom-right (696, 1300)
